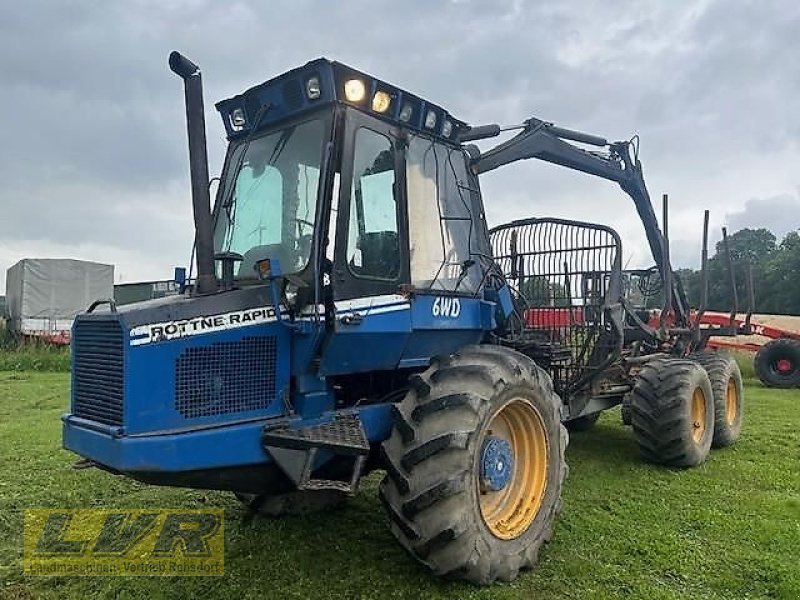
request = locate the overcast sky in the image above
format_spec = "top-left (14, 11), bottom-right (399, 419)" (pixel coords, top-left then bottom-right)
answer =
top-left (1, 0), bottom-right (798, 292)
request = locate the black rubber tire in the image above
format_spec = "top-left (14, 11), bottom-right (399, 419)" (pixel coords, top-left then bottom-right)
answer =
top-left (630, 359), bottom-right (714, 468)
top-left (379, 344), bottom-right (568, 585)
top-left (754, 339), bottom-right (800, 388)
top-left (621, 394), bottom-right (632, 426)
top-left (565, 412), bottom-right (600, 432)
top-left (234, 490), bottom-right (346, 517)
top-left (689, 352), bottom-right (744, 448)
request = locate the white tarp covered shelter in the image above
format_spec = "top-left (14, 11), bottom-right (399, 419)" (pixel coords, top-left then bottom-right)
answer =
top-left (5, 259), bottom-right (114, 335)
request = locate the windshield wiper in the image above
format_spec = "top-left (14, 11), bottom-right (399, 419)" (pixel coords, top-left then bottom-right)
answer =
top-left (266, 126), bottom-right (296, 167)
top-left (217, 103), bottom-right (272, 220)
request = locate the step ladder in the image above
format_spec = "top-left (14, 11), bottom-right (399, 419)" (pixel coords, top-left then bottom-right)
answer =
top-left (262, 414), bottom-right (369, 494)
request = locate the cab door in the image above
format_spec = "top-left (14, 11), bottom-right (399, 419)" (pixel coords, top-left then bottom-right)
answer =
top-left (319, 110), bottom-right (412, 376)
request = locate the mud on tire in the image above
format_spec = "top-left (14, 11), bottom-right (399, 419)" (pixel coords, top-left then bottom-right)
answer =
top-left (378, 344), bottom-right (568, 585)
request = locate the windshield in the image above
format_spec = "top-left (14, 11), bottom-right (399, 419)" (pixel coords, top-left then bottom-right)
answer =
top-left (214, 118), bottom-right (326, 278)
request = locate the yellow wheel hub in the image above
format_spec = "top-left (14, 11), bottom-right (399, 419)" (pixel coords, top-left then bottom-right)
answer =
top-left (478, 399), bottom-right (548, 540)
top-left (725, 378), bottom-right (738, 425)
top-left (691, 387), bottom-right (707, 443)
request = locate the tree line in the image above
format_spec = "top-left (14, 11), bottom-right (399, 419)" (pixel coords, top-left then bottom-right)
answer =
top-left (676, 228), bottom-right (800, 315)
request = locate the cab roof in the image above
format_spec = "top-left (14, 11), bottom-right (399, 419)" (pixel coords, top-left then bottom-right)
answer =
top-left (215, 58), bottom-right (467, 142)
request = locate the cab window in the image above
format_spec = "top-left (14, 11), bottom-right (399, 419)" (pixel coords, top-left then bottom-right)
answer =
top-left (346, 128), bottom-right (400, 280)
top-left (406, 134), bottom-right (481, 293)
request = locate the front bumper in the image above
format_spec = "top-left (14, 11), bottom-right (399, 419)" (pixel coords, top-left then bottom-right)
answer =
top-left (62, 414), bottom-right (271, 473)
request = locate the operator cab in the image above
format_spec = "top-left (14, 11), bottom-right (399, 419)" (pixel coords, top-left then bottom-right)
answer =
top-left (212, 59), bottom-right (491, 313)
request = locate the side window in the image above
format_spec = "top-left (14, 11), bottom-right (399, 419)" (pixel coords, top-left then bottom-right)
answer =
top-left (406, 136), bottom-right (480, 292)
top-left (346, 128), bottom-right (400, 280)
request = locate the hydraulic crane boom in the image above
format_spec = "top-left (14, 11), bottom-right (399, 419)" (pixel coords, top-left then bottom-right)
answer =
top-left (464, 117), bottom-right (690, 324)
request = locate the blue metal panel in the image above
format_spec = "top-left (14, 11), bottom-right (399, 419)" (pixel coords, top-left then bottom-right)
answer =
top-left (401, 295), bottom-right (493, 362)
top-left (62, 401), bottom-right (396, 473)
top-left (357, 402), bottom-right (394, 442)
top-left (290, 318), bottom-right (326, 376)
top-left (124, 320), bottom-right (290, 434)
top-left (70, 312), bottom-right (291, 437)
top-left (319, 300), bottom-right (412, 375)
top-left (63, 416), bottom-right (272, 472)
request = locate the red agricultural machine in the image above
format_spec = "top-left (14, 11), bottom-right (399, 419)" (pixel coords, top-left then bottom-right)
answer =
top-left (698, 314), bottom-right (800, 388)
top-left (622, 235), bottom-right (800, 389)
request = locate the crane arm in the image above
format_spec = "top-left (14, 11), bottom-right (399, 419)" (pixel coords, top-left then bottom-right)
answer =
top-left (468, 117), bottom-right (689, 323)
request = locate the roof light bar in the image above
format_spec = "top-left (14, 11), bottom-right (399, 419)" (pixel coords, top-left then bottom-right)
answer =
top-left (216, 59), bottom-right (467, 142)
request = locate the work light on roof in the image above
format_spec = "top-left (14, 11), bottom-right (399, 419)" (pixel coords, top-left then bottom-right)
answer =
top-left (229, 108), bottom-right (246, 131)
top-left (399, 102), bottom-right (413, 122)
top-left (216, 59), bottom-right (466, 142)
top-left (371, 90), bottom-right (392, 113)
top-left (424, 109), bottom-right (437, 129)
top-left (306, 77), bottom-right (321, 100)
top-left (441, 120), bottom-right (453, 138)
top-left (344, 79), bottom-right (366, 102)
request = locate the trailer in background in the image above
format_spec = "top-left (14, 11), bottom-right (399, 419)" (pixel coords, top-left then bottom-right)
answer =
top-left (699, 313), bottom-right (800, 388)
top-left (5, 259), bottom-right (114, 345)
top-left (114, 279), bottom-right (180, 306)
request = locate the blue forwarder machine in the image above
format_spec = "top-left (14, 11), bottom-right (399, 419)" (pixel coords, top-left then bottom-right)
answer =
top-left (64, 53), bottom-right (744, 584)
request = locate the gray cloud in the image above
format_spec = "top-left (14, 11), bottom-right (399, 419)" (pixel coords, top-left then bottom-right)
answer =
top-left (725, 192), bottom-right (800, 240)
top-left (1, 0), bottom-right (799, 291)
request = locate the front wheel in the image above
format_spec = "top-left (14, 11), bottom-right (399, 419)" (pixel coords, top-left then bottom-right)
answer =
top-left (379, 345), bottom-right (567, 585)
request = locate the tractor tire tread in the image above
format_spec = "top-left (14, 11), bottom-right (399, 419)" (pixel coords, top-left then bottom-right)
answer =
top-left (379, 344), bottom-right (567, 585)
top-left (689, 352), bottom-right (743, 447)
top-left (754, 338), bottom-right (800, 388)
top-left (630, 358), bottom-right (714, 467)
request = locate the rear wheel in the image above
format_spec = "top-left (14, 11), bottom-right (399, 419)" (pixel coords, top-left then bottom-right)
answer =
top-left (755, 339), bottom-right (800, 388)
top-left (630, 359), bottom-right (714, 467)
top-left (689, 352), bottom-right (743, 447)
top-left (379, 345), bottom-right (567, 585)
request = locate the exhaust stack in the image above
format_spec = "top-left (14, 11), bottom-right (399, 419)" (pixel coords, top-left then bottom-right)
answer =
top-left (169, 51), bottom-right (217, 295)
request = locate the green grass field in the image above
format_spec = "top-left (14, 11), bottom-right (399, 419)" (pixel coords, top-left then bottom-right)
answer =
top-left (0, 371), bottom-right (798, 599)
